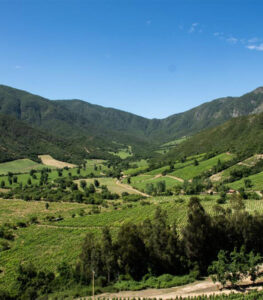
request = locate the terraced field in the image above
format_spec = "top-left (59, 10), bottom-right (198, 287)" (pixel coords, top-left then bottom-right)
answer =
top-left (170, 153), bottom-right (235, 180)
top-left (229, 171), bottom-right (263, 191)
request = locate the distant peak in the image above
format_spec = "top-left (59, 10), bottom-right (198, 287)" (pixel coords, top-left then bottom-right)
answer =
top-left (252, 87), bottom-right (263, 94)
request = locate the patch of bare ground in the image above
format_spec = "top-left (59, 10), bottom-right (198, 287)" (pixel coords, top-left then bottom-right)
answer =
top-left (154, 174), bottom-right (162, 179)
top-left (0, 188), bottom-right (10, 193)
top-left (210, 171), bottom-right (223, 182)
top-left (38, 155), bottom-right (76, 168)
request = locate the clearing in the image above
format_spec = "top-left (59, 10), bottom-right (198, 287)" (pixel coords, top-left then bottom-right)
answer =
top-left (38, 155), bottom-right (76, 168)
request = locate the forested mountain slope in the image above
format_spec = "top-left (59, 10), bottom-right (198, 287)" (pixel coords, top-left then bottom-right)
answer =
top-left (0, 115), bottom-right (86, 163)
top-left (0, 84), bottom-right (263, 160)
top-left (164, 111), bottom-right (263, 160)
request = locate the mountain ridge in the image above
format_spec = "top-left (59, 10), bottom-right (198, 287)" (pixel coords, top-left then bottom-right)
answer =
top-left (1, 84), bottom-right (263, 161)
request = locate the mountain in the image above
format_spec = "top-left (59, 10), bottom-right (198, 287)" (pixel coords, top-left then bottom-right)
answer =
top-left (163, 111), bottom-right (263, 161)
top-left (0, 84), bottom-right (263, 162)
top-left (0, 115), bottom-right (86, 163)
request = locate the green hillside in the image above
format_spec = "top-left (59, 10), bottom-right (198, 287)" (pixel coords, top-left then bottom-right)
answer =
top-left (1, 84), bottom-right (263, 162)
top-left (0, 114), bottom-right (87, 163)
top-left (164, 110), bottom-right (263, 161)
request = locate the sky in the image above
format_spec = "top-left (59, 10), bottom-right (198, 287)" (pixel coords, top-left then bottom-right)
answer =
top-left (1, 0), bottom-right (263, 118)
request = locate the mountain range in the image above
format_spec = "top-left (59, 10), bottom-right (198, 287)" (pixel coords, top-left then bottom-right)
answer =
top-left (0, 84), bottom-right (263, 162)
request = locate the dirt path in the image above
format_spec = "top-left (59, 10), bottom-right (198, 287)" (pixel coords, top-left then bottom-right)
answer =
top-left (116, 180), bottom-right (150, 197)
top-left (36, 224), bottom-right (119, 230)
top-left (154, 174), bottom-right (162, 179)
top-left (89, 277), bottom-right (263, 300)
top-left (166, 175), bottom-right (184, 183)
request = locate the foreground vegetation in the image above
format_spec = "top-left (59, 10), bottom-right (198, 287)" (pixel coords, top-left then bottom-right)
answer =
top-left (1, 148), bottom-right (263, 299)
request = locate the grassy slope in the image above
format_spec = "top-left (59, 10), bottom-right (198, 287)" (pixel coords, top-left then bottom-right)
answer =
top-left (129, 175), bottom-right (180, 191)
top-left (0, 159), bottom-right (52, 175)
top-left (170, 153), bottom-right (235, 180)
top-left (123, 160), bottom-right (149, 176)
top-left (76, 177), bottom-right (141, 195)
top-left (229, 171), bottom-right (263, 191)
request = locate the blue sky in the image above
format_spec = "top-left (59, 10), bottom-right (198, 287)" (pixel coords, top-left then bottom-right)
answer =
top-left (1, 0), bottom-right (263, 118)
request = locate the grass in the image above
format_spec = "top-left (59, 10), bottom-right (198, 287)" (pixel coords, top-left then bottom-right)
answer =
top-left (0, 159), bottom-right (51, 175)
top-left (170, 153), bottom-right (235, 180)
top-left (229, 171), bottom-right (263, 191)
top-left (130, 176), bottom-right (180, 192)
top-left (76, 177), bottom-right (142, 195)
top-left (0, 159), bottom-right (110, 188)
top-left (109, 146), bottom-right (133, 159)
top-left (123, 160), bottom-right (149, 176)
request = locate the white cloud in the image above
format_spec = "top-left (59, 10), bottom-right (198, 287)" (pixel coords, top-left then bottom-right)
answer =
top-left (14, 65), bottom-right (22, 69)
top-left (246, 43), bottom-right (263, 51)
top-left (226, 37), bottom-right (238, 44)
top-left (146, 20), bottom-right (152, 26)
top-left (188, 22), bottom-right (199, 33)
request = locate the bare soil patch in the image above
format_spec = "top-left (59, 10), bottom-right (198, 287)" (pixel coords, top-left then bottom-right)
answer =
top-left (38, 155), bottom-right (76, 168)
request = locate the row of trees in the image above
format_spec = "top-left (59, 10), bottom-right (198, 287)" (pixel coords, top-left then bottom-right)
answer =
top-left (76, 195), bottom-right (263, 284)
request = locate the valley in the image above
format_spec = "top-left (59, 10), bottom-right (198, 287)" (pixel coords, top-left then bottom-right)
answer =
top-left (1, 86), bottom-right (263, 299)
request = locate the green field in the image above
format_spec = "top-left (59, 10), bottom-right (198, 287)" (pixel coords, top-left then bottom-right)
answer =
top-left (229, 171), bottom-right (263, 191)
top-left (123, 160), bottom-right (149, 176)
top-left (129, 175), bottom-right (180, 192)
top-left (110, 146), bottom-right (133, 159)
top-left (170, 153), bottom-right (235, 180)
top-left (0, 159), bottom-right (110, 188)
top-left (76, 177), bottom-right (142, 195)
top-left (0, 159), bottom-right (52, 175)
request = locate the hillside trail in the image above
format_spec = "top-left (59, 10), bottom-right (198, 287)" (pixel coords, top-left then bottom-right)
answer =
top-left (116, 180), bottom-right (150, 197)
top-left (84, 276), bottom-right (263, 300)
top-left (36, 224), bottom-right (119, 230)
top-left (166, 174), bottom-right (184, 183)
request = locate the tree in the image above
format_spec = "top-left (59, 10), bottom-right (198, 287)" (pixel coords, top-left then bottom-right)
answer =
top-left (208, 249), bottom-right (229, 288)
top-left (116, 223), bottom-right (147, 280)
top-left (208, 247), bottom-right (263, 288)
top-left (101, 227), bottom-right (116, 283)
top-left (80, 180), bottom-right (87, 189)
top-left (94, 179), bottom-right (100, 188)
top-left (182, 197), bottom-right (214, 273)
top-left (244, 179), bottom-right (252, 188)
top-left (156, 181), bottom-right (166, 194)
top-left (194, 159), bottom-right (199, 166)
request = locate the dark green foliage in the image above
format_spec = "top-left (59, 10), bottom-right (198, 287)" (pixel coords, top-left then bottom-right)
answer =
top-left (17, 263), bottom-right (55, 299)
top-left (208, 247), bottom-right (262, 288)
top-left (1, 84), bottom-right (263, 162)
